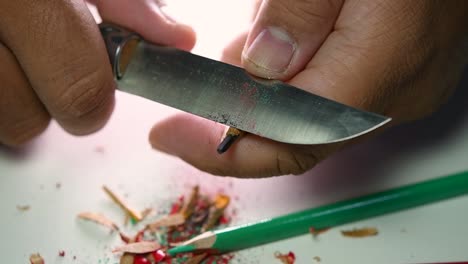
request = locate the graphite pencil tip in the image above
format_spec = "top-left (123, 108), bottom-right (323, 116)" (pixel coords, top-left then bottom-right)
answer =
top-left (217, 127), bottom-right (246, 154)
top-left (217, 135), bottom-right (238, 154)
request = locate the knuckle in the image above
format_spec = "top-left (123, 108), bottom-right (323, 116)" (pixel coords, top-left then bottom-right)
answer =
top-left (276, 150), bottom-right (318, 175)
top-left (51, 68), bottom-right (114, 121)
top-left (0, 115), bottom-right (50, 147)
top-left (269, 0), bottom-right (341, 27)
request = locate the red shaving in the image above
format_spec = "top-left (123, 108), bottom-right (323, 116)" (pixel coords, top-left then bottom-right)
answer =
top-left (170, 203), bottom-right (181, 214)
top-left (204, 254), bottom-right (234, 264)
top-left (133, 255), bottom-right (149, 264)
top-left (275, 251), bottom-right (295, 264)
top-left (151, 250), bottom-right (166, 262)
top-left (219, 215), bottom-right (230, 225)
top-left (134, 230), bottom-right (145, 242)
top-left (58, 250), bottom-right (65, 257)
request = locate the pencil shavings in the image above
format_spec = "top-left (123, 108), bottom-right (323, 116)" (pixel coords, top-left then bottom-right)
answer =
top-left (141, 208), bottom-right (154, 220)
top-left (119, 253), bottom-right (134, 264)
top-left (186, 253), bottom-right (208, 264)
top-left (202, 194), bottom-right (230, 232)
top-left (113, 241), bottom-right (160, 254)
top-left (309, 227), bottom-right (330, 237)
top-left (274, 251), bottom-right (296, 264)
top-left (29, 253), bottom-right (44, 264)
top-left (82, 185), bottom-right (235, 263)
top-left (77, 212), bottom-right (119, 231)
top-left (146, 213), bottom-right (185, 231)
top-left (102, 185), bottom-right (142, 221)
top-left (17, 205), bottom-right (31, 212)
top-left (181, 186), bottom-right (200, 219)
top-left (214, 194), bottom-right (230, 210)
top-left (341, 227), bottom-right (378, 238)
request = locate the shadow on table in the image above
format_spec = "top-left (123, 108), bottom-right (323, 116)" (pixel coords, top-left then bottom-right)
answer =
top-left (300, 67), bottom-right (468, 199)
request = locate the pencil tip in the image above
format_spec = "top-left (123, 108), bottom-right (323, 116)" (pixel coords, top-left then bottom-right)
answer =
top-left (217, 135), bottom-right (238, 154)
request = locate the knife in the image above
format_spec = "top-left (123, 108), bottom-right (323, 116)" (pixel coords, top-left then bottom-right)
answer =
top-left (99, 23), bottom-right (391, 145)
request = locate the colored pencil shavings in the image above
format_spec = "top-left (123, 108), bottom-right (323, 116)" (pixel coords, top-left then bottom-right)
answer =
top-left (341, 227), bottom-right (379, 238)
top-left (141, 208), bottom-right (155, 219)
top-left (146, 213), bottom-right (186, 231)
top-left (201, 194), bottom-right (230, 232)
top-left (77, 212), bottom-right (119, 231)
top-left (119, 253), bottom-right (134, 264)
top-left (180, 186), bottom-right (200, 219)
top-left (79, 185), bottom-right (234, 263)
top-left (309, 227), bottom-right (330, 238)
top-left (113, 241), bottom-right (161, 254)
top-left (184, 253), bottom-right (207, 264)
top-left (17, 205), bottom-right (31, 212)
top-left (134, 255), bottom-right (150, 264)
top-left (274, 251), bottom-right (296, 264)
top-left (103, 185), bottom-right (143, 222)
top-left (29, 253), bottom-right (44, 264)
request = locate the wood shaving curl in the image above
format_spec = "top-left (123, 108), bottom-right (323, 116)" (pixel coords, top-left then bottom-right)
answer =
top-left (341, 227), bottom-right (378, 237)
top-left (186, 253), bottom-right (208, 264)
top-left (17, 205), bottom-right (31, 212)
top-left (29, 253), bottom-right (44, 264)
top-left (102, 185), bottom-right (142, 221)
top-left (113, 241), bottom-right (160, 254)
top-left (77, 212), bottom-right (119, 231)
top-left (146, 213), bottom-right (185, 231)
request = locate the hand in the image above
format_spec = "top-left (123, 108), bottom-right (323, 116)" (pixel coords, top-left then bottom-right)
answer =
top-left (149, 0), bottom-right (468, 177)
top-left (0, 0), bottom-right (195, 146)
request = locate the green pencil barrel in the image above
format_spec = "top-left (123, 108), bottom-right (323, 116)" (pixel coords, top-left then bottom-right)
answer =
top-left (213, 171), bottom-right (468, 253)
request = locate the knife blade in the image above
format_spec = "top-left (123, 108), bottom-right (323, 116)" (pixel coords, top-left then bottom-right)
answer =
top-left (99, 23), bottom-right (391, 145)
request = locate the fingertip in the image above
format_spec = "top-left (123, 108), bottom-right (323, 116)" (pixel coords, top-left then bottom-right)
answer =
top-left (149, 113), bottom-right (225, 156)
top-left (148, 114), bottom-right (324, 178)
top-left (167, 23), bottom-right (197, 51)
top-left (220, 32), bottom-right (248, 67)
top-left (96, 0), bottom-right (196, 51)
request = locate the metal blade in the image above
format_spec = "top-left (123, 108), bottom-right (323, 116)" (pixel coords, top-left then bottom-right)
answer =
top-left (116, 41), bottom-right (390, 145)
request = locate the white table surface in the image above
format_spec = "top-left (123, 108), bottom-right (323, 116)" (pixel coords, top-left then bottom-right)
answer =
top-left (1, 1), bottom-right (468, 263)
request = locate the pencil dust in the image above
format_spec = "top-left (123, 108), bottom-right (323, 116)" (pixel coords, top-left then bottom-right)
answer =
top-left (16, 205), bottom-right (31, 212)
top-left (341, 227), bottom-right (379, 238)
top-left (78, 185), bottom-right (234, 263)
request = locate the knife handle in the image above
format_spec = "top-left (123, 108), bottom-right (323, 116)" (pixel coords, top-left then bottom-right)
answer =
top-left (99, 23), bottom-right (141, 80)
top-left (98, 23), bottom-right (245, 154)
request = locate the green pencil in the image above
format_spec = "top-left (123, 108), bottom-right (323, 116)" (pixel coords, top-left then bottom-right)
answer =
top-left (168, 170), bottom-right (468, 256)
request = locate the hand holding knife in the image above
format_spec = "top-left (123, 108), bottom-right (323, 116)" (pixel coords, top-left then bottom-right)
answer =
top-left (99, 22), bottom-right (390, 154)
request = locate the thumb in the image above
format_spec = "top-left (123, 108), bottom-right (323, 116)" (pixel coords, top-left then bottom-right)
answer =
top-left (242, 0), bottom-right (343, 80)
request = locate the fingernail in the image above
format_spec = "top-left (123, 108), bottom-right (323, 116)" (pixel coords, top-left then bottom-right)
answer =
top-left (244, 27), bottom-right (296, 75)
